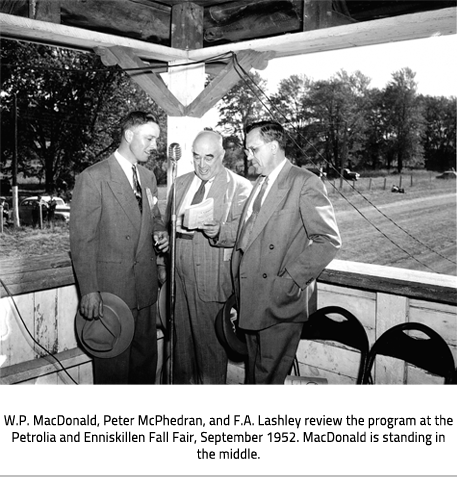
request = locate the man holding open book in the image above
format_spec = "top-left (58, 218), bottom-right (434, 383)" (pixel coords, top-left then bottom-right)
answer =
top-left (170, 130), bottom-right (252, 384)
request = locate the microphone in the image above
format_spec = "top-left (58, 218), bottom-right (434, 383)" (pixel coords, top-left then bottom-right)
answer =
top-left (168, 143), bottom-right (182, 163)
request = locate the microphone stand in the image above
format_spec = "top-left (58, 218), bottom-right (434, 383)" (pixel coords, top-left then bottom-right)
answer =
top-left (167, 156), bottom-right (178, 385)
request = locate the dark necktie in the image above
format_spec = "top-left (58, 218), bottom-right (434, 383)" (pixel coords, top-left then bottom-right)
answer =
top-left (132, 165), bottom-right (142, 213)
top-left (237, 176), bottom-right (268, 251)
top-left (191, 180), bottom-right (208, 205)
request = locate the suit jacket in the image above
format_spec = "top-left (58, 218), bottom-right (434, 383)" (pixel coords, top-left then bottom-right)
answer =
top-left (232, 160), bottom-right (341, 330)
top-left (70, 155), bottom-right (165, 310)
top-left (172, 167), bottom-right (252, 302)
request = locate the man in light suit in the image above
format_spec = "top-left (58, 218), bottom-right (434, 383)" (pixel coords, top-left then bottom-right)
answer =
top-left (171, 130), bottom-right (252, 384)
top-left (70, 111), bottom-right (169, 384)
top-left (232, 121), bottom-right (341, 384)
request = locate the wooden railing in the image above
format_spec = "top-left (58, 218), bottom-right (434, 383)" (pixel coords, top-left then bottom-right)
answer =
top-left (1, 253), bottom-right (456, 384)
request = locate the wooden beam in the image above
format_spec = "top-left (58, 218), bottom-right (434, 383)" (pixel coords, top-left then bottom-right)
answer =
top-left (185, 49), bottom-right (275, 118)
top-left (30, 0), bottom-right (61, 23)
top-left (0, 12), bottom-right (187, 62)
top-left (102, 46), bottom-right (186, 117)
top-left (60, 0), bottom-right (171, 45)
top-left (188, 7), bottom-right (457, 61)
top-left (171, 2), bottom-right (203, 49)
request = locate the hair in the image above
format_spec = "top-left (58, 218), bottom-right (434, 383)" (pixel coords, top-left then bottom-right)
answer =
top-left (245, 120), bottom-right (286, 150)
top-left (119, 111), bottom-right (158, 136)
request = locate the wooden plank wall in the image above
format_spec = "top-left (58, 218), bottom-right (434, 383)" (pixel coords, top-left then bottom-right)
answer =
top-left (0, 286), bottom-right (165, 385)
top-left (295, 283), bottom-right (457, 384)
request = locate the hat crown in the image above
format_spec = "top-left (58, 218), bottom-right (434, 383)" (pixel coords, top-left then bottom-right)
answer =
top-left (81, 305), bottom-right (121, 352)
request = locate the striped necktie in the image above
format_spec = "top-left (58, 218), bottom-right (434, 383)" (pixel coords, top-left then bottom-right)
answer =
top-left (132, 165), bottom-right (142, 213)
top-left (237, 176), bottom-right (268, 251)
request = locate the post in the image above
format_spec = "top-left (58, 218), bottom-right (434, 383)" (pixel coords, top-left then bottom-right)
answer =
top-left (12, 94), bottom-right (20, 227)
top-left (369, 178), bottom-right (372, 190)
top-left (399, 175), bottom-right (402, 189)
top-left (383, 178), bottom-right (387, 191)
top-left (410, 174), bottom-right (413, 187)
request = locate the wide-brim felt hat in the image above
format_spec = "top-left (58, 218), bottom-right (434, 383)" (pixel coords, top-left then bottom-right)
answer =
top-left (215, 293), bottom-right (247, 357)
top-left (76, 292), bottom-right (134, 359)
top-left (157, 283), bottom-right (167, 331)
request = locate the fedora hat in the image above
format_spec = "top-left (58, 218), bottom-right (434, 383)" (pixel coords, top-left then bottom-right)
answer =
top-left (76, 292), bottom-right (134, 358)
top-left (215, 293), bottom-right (247, 357)
top-left (157, 283), bottom-right (167, 331)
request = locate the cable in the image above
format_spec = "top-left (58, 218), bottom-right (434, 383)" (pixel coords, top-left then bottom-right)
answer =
top-left (231, 53), bottom-right (456, 272)
top-left (234, 54), bottom-right (457, 265)
top-left (2, 52), bottom-right (234, 75)
top-left (0, 277), bottom-right (79, 385)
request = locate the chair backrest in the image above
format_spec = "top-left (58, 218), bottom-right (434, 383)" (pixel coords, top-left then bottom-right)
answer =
top-left (362, 322), bottom-right (455, 384)
top-left (301, 306), bottom-right (369, 384)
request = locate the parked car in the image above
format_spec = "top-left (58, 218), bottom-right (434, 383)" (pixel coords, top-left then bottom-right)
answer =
top-left (342, 168), bottom-right (360, 181)
top-left (304, 166), bottom-right (326, 179)
top-left (436, 170), bottom-right (457, 179)
top-left (19, 195), bottom-right (70, 225)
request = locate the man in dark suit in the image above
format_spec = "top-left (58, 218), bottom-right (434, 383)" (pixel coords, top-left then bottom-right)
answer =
top-left (70, 111), bottom-right (169, 384)
top-left (232, 121), bottom-right (341, 384)
top-left (170, 130), bottom-right (252, 384)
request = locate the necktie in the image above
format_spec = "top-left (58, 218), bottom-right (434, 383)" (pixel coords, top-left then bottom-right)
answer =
top-left (132, 165), bottom-right (142, 213)
top-left (191, 180), bottom-right (208, 205)
top-left (237, 176), bottom-right (268, 251)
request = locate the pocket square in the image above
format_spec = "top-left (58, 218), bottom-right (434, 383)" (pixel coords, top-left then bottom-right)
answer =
top-left (146, 188), bottom-right (158, 211)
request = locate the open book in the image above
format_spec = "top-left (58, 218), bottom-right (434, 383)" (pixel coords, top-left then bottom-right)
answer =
top-left (183, 197), bottom-right (214, 230)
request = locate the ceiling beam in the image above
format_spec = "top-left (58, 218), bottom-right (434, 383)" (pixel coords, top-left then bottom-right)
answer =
top-left (187, 7), bottom-right (457, 61)
top-left (0, 12), bottom-right (187, 62)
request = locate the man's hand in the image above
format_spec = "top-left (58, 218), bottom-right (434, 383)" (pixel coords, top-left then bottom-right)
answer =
top-left (202, 220), bottom-right (221, 239)
top-left (154, 231), bottom-right (169, 253)
top-left (79, 292), bottom-right (103, 320)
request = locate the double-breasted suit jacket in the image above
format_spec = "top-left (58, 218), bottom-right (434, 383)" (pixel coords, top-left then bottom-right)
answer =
top-left (172, 167), bottom-right (252, 302)
top-left (232, 160), bottom-right (341, 331)
top-left (70, 155), bottom-right (165, 311)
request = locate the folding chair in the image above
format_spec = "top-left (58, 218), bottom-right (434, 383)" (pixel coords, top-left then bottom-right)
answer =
top-left (300, 306), bottom-right (369, 384)
top-left (362, 322), bottom-right (455, 384)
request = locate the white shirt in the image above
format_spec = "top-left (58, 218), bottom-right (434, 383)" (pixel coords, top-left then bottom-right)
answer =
top-left (177, 174), bottom-right (215, 233)
top-left (245, 158), bottom-right (287, 219)
top-left (114, 150), bottom-right (140, 189)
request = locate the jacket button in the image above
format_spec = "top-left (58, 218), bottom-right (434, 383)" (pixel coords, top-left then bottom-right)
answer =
top-left (269, 244), bottom-right (274, 249)
top-left (126, 235), bottom-right (130, 240)
top-left (262, 273), bottom-right (267, 278)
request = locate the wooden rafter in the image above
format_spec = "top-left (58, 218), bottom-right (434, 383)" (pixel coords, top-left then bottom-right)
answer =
top-left (96, 46), bottom-right (186, 117)
top-left (185, 49), bottom-right (274, 117)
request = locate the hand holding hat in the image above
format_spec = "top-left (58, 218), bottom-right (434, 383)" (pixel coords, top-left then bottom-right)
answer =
top-left (76, 292), bottom-right (134, 359)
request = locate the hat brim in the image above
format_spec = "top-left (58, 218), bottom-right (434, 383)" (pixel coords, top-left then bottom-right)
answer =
top-left (215, 293), bottom-right (247, 358)
top-left (157, 284), bottom-right (167, 331)
top-left (75, 292), bottom-right (134, 359)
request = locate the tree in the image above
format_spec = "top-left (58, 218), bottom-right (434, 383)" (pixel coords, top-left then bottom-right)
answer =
top-left (420, 95), bottom-right (456, 172)
top-left (0, 40), bottom-right (167, 192)
top-left (382, 68), bottom-right (424, 172)
top-left (217, 71), bottom-right (267, 176)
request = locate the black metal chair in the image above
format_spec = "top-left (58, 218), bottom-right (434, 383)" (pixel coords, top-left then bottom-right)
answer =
top-left (362, 322), bottom-right (455, 384)
top-left (301, 306), bottom-right (369, 384)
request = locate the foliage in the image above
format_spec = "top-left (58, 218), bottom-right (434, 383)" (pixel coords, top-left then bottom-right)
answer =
top-left (0, 40), bottom-right (168, 192)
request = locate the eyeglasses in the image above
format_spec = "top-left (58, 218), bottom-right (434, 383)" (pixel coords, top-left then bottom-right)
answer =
top-left (244, 142), bottom-right (270, 158)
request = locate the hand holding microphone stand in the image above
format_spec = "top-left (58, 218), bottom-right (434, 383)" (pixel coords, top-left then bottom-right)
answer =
top-left (166, 143), bottom-right (181, 385)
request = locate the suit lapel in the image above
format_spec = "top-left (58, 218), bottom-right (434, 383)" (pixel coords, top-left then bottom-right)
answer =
top-left (242, 161), bottom-right (293, 251)
top-left (207, 169), bottom-right (228, 220)
top-left (107, 156), bottom-right (141, 232)
top-left (175, 173), bottom-right (196, 216)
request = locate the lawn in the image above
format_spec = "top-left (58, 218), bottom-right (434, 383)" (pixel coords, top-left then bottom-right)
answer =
top-left (1, 171), bottom-right (455, 276)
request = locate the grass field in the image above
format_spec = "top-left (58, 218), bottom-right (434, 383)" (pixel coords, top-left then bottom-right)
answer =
top-left (1, 171), bottom-right (455, 276)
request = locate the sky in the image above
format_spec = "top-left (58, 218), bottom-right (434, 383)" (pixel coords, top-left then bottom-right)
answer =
top-left (203, 34), bottom-right (456, 127)
top-left (259, 34), bottom-right (457, 97)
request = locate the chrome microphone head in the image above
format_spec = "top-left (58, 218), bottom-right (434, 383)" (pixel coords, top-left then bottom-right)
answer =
top-left (168, 143), bottom-right (182, 162)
